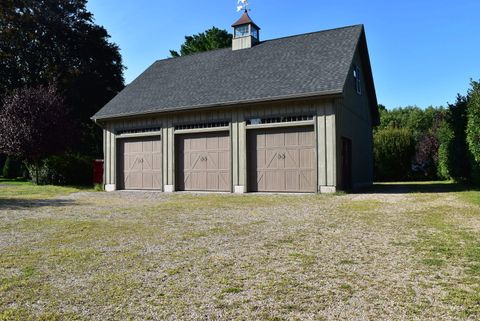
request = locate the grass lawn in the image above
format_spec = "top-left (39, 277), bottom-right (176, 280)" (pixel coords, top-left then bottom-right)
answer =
top-left (0, 178), bottom-right (92, 200)
top-left (0, 181), bottom-right (479, 320)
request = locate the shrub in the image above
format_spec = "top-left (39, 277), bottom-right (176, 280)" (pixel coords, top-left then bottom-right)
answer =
top-left (467, 80), bottom-right (480, 165)
top-left (94, 183), bottom-right (104, 191)
top-left (28, 153), bottom-right (93, 186)
top-left (437, 122), bottom-right (454, 180)
top-left (374, 128), bottom-right (415, 181)
top-left (2, 156), bottom-right (25, 179)
top-left (0, 154), bottom-right (5, 175)
top-left (438, 95), bottom-right (471, 182)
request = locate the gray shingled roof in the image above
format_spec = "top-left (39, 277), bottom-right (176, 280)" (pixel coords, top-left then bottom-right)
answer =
top-left (93, 25), bottom-right (364, 120)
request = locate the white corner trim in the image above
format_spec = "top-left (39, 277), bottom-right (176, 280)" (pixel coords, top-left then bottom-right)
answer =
top-left (105, 184), bottom-right (116, 192)
top-left (164, 185), bottom-right (175, 193)
top-left (319, 186), bottom-right (336, 194)
top-left (234, 185), bottom-right (246, 194)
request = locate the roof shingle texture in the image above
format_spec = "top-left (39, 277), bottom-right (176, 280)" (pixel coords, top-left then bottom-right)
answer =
top-left (232, 11), bottom-right (259, 28)
top-left (93, 25), bottom-right (362, 119)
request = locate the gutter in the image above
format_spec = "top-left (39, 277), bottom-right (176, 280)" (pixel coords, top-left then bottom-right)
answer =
top-left (92, 117), bottom-right (105, 129)
top-left (90, 90), bottom-right (343, 122)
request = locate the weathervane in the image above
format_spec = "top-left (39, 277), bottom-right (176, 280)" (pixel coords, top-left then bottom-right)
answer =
top-left (237, 0), bottom-right (250, 12)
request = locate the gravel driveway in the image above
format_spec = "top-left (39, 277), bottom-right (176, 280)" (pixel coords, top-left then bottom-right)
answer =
top-left (0, 184), bottom-right (479, 320)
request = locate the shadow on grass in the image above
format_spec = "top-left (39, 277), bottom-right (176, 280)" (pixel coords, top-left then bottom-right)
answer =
top-left (355, 182), bottom-right (478, 194)
top-left (0, 198), bottom-right (75, 210)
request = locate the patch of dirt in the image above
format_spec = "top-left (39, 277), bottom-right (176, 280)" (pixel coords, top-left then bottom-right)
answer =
top-left (0, 188), bottom-right (479, 320)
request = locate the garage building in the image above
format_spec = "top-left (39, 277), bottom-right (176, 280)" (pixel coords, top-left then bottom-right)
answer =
top-left (92, 12), bottom-right (379, 193)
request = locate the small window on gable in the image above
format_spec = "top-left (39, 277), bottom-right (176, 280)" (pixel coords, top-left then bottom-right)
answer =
top-left (353, 66), bottom-right (362, 95)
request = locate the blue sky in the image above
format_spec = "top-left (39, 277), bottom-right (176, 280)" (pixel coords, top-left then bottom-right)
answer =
top-left (87, 0), bottom-right (479, 109)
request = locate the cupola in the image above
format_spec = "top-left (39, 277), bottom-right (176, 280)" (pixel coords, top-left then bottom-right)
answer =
top-left (232, 10), bottom-right (260, 50)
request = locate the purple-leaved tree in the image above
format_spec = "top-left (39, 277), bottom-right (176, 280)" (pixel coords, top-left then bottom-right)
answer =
top-left (0, 84), bottom-right (70, 183)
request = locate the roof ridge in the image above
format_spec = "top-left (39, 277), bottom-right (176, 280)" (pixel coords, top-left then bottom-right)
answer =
top-left (156, 24), bottom-right (364, 63)
top-left (259, 24), bottom-right (363, 45)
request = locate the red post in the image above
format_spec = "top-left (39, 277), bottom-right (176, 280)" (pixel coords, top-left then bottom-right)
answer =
top-left (93, 159), bottom-right (104, 185)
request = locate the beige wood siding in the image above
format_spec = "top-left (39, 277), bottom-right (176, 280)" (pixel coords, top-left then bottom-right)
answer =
top-left (117, 136), bottom-right (162, 190)
top-left (176, 132), bottom-right (230, 191)
top-left (247, 126), bottom-right (316, 192)
top-left (101, 98), bottom-right (338, 192)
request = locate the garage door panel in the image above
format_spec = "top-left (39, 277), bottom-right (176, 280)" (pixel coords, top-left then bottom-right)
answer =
top-left (256, 149), bottom-right (265, 169)
top-left (206, 136), bottom-right (219, 150)
top-left (191, 137), bottom-right (205, 150)
top-left (219, 172), bottom-right (230, 191)
top-left (220, 135), bottom-right (229, 148)
top-left (248, 126), bottom-right (315, 193)
top-left (126, 140), bottom-right (141, 153)
top-left (190, 153), bottom-right (205, 170)
top-left (265, 171), bottom-right (285, 191)
top-left (207, 172), bottom-right (218, 190)
top-left (256, 132), bottom-right (266, 147)
top-left (142, 140), bottom-right (152, 153)
top-left (285, 149), bottom-right (299, 168)
top-left (258, 175), bottom-right (265, 191)
top-left (217, 151), bottom-right (229, 170)
top-left (176, 132), bottom-right (231, 192)
top-left (125, 155), bottom-right (140, 171)
top-left (206, 152), bottom-right (218, 169)
top-left (152, 152), bottom-right (162, 170)
top-left (266, 132), bottom-right (283, 147)
top-left (119, 136), bottom-right (162, 190)
top-left (265, 150), bottom-right (279, 169)
top-left (300, 170), bottom-right (315, 190)
top-left (285, 132), bottom-right (298, 146)
top-left (285, 170), bottom-right (299, 190)
top-left (299, 131), bottom-right (314, 146)
top-left (142, 173), bottom-right (153, 188)
top-left (184, 172), bottom-right (205, 190)
top-left (125, 173), bottom-right (141, 189)
top-left (143, 154), bottom-right (153, 170)
top-left (300, 149), bottom-right (315, 169)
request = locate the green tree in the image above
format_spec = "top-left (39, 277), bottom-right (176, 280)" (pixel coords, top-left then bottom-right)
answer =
top-left (0, 154), bottom-right (5, 174)
top-left (2, 156), bottom-right (25, 179)
top-left (437, 95), bottom-right (471, 181)
top-left (437, 121), bottom-right (454, 179)
top-left (467, 80), bottom-right (480, 163)
top-left (0, 85), bottom-right (70, 184)
top-left (376, 105), bottom-right (445, 179)
top-left (413, 111), bottom-right (444, 179)
top-left (0, 0), bottom-right (124, 157)
top-left (374, 128), bottom-right (415, 181)
top-left (170, 27), bottom-right (232, 57)
top-left (377, 106), bottom-right (440, 140)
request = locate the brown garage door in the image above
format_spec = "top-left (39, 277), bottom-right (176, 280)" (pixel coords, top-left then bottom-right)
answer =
top-left (248, 126), bottom-right (316, 192)
top-left (176, 132), bottom-right (230, 192)
top-left (118, 136), bottom-right (162, 190)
